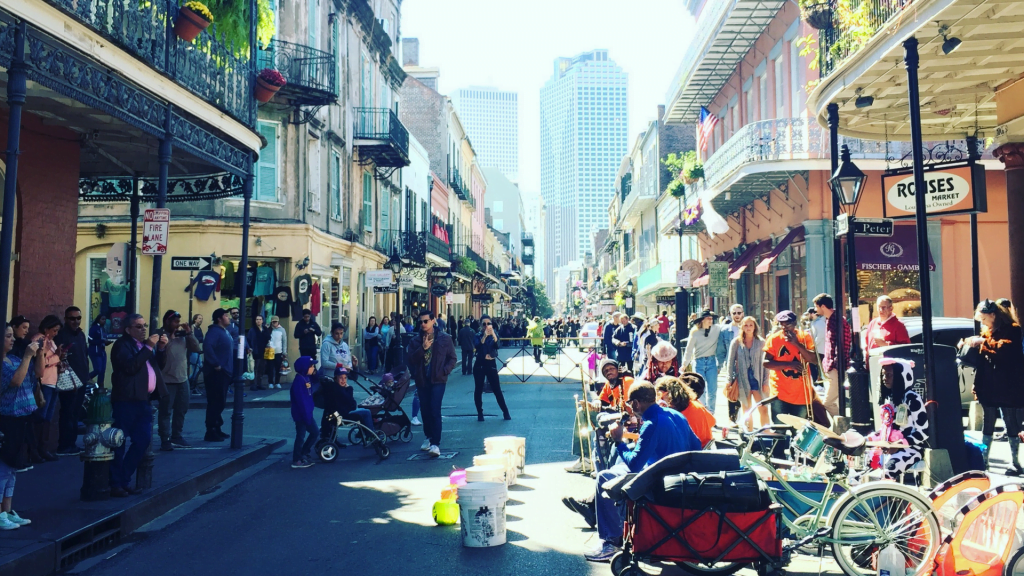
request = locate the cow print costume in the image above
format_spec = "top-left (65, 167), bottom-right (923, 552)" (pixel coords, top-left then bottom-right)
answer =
top-left (879, 358), bottom-right (929, 476)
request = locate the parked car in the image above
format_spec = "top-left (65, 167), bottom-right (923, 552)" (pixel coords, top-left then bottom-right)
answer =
top-left (579, 322), bottom-right (600, 351)
top-left (865, 316), bottom-right (976, 411)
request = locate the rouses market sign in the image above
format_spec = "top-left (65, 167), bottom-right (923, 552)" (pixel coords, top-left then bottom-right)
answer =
top-left (882, 163), bottom-right (986, 219)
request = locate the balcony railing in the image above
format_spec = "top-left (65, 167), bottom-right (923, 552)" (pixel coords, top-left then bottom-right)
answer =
top-left (467, 248), bottom-right (487, 273)
top-left (44, 0), bottom-right (255, 126)
top-left (449, 169), bottom-right (475, 209)
top-left (257, 39), bottom-right (336, 105)
top-left (376, 230), bottom-right (428, 267)
top-left (354, 108), bottom-right (410, 167)
top-left (427, 232), bottom-right (450, 260)
top-left (819, 0), bottom-right (911, 78)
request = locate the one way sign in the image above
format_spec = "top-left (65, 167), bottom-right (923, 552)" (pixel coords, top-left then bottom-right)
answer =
top-left (171, 257), bottom-right (212, 271)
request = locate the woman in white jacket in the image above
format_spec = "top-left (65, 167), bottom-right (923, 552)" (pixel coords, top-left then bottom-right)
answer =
top-left (267, 316), bottom-right (287, 389)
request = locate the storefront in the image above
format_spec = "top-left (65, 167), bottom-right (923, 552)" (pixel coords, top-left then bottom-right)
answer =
top-left (852, 224), bottom-right (935, 323)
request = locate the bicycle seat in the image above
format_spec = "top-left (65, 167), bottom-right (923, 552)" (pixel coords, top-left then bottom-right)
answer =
top-left (823, 435), bottom-right (866, 456)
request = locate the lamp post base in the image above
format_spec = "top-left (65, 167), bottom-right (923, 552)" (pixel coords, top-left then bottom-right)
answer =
top-left (81, 461), bottom-right (112, 501)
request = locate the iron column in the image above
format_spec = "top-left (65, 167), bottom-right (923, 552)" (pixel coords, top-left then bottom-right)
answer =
top-left (0, 21), bottom-right (27, 328)
top-left (827, 103), bottom-right (847, 417)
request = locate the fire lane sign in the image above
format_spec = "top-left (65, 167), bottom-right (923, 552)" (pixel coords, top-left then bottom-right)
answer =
top-left (142, 208), bottom-right (170, 255)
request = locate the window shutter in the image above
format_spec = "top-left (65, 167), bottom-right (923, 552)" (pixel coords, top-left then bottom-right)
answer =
top-left (308, 0), bottom-right (318, 49)
top-left (330, 151), bottom-right (341, 220)
top-left (255, 122), bottom-right (277, 201)
top-left (308, 140), bottom-right (321, 213)
top-left (362, 172), bottom-right (373, 230)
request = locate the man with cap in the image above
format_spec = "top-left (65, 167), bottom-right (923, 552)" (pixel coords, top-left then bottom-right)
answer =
top-left (681, 309), bottom-right (724, 415)
top-left (762, 310), bottom-right (818, 424)
top-left (154, 310), bottom-right (202, 450)
top-left (572, 359), bottom-right (635, 471)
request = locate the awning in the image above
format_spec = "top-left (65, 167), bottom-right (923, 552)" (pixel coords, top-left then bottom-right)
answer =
top-left (728, 239), bottom-right (772, 280)
top-left (754, 226), bottom-right (804, 275)
top-left (855, 224), bottom-right (935, 272)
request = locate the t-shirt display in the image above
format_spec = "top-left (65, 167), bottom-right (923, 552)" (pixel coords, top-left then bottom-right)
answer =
top-left (294, 274), bottom-right (312, 305)
top-left (310, 282), bottom-right (321, 315)
top-left (273, 286), bottom-right (293, 317)
top-left (102, 278), bottom-right (129, 308)
top-left (192, 270), bottom-right (222, 301)
top-left (255, 266), bottom-right (276, 297)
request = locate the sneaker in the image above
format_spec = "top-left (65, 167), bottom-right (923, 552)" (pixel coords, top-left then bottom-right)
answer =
top-left (428, 445), bottom-right (441, 458)
top-left (56, 446), bottom-right (83, 456)
top-left (584, 541), bottom-right (619, 563)
top-left (205, 431), bottom-right (227, 442)
top-left (411, 417), bottom-right (422, 426)
top-left (0, 513), bottom-right (19, 531)
top-left (291, 459), bottom-right (314, 469)
top-left (15, 466), bottom-right (32, 473)
top-left (564, 458), bottom-right (584, 473)
top-left (562, 496), bottom-right (596, 528)
top-left (170, 437), bottom-right (191, 448)
top-left (6, 511), bottom-right (29, 526)
top-left (160, 440), bottom-right (174, 451)
top-left (420, 439), bottom-right (431, 451)
top-left (276, 384), bottom-right (282, 389)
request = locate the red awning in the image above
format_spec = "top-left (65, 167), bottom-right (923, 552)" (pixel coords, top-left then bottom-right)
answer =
top-left (728, 239), bottom-right (772, 280)
top-left (692, 270), bottom-right (709, 287)
top-left (754, 226), bottom-right (805, 275)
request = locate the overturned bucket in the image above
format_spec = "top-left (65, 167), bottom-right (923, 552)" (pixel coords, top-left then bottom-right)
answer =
top-left (457, 481), bottom-right (508, 547)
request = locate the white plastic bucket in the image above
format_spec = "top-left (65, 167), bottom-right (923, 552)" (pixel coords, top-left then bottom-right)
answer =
top-left (474, 453), bottom-right (515, 486)
top-left (484, 436), bottom-right (526, 473)
top-left (465, 464), bottom-right (505, 484)
top-left (457, 481), bottom-right (508, 547)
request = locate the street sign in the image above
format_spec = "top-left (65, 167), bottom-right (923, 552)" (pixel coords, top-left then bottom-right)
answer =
top-left (141, 208), bottom-right (170, 255)
top-left (170, 256), bottom-right (212, 271)
top-left (430, 284), bottom-right (447, 297)
top-left (446, 292), bottom-right (454, 305)
top-left (835, 215), bottom-right (894, 238)
top-left (656, 295), bottom-right (675, 304)
top-left (676, 269), bottom-right (691, 288)
top-left (708, 261), bottom-right (730, 297)
top-left (373, 284), bottom-right (398, 294)
top-left (365, 270), bottom-right (394, 287)
top-left (679, 259), bottom-right (703, 288)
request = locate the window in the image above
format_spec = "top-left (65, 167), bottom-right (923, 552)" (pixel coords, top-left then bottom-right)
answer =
top-left (362, 172), bottom-right (373, 230)
top-left (493, 219), bottom-right (504, 231)
top-left (791, 42), bottom-right (804, 116)
top-left (759, 74), bottom-right (768, 121)
top-left (360, 53), bottom-right (372, 108)
top-left (330, 150), bottom-right (341, 220)
top-left (745, 88), bottom-right (754, 124)
top-left (308, 0), bottom-right (319, 49)
top-left (254, 121), bottom-right (278, 201)
top-left (307, 139), bottom-right (321, 212)
top-left (731, 104), bottom-right (740, 135)
top-left (333, 18), bottom-right (342, 97)
top-left (775, 57), bottom-right (785, 118)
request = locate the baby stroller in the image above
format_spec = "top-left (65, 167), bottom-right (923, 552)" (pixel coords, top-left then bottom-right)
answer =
top-left (316, 410), bottom-right (390, 462)
top-left (605, 451), bottom-right (785, 576)
top-left (346, 369), bottom-right (413, 446)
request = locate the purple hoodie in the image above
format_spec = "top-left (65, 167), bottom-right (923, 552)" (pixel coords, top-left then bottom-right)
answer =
top-left (290, 356), bottom-right (317, 426)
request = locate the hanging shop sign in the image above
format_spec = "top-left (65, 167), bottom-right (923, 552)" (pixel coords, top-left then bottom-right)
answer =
top-left (656, 295), bottom-right (676, 304)
top-left (881, 163), bottom-right (986, 219)
top-left (430, 284), bottom-right (447, 297)
top-left (472, 293), bottom-right (494, 303)
top-left (365, 270), bottom-right (394, 287)
top-left (398, 276), bottom-right (415, 289)
top-left (708, 261), bottom-right (730, 297)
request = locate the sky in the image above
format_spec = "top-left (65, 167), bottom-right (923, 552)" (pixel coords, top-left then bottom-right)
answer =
top-left (399, 0), bottom-right (696, 201)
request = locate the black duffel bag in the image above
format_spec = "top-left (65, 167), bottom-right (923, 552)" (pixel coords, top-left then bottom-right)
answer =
top-left (662, 470), bottom-right (770, 512)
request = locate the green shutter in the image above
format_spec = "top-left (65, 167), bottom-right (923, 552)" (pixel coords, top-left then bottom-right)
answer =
top-left (308, 0), bottom-right (318, 49)
top-left (255, 122), bottom-right (277, 201)
top-left (362, 172), bottom-right (372, 230)
top-left (330, 152), bottom-right (341, 219)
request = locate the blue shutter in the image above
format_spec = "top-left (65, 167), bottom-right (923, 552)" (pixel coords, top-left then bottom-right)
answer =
top-left (362, 172), bottom-right (373, 230)
top-left (255, 122), bottom-right (277, 201)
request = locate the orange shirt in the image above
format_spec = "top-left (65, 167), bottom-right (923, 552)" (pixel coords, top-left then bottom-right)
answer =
top-left (681, 401), bottom-right (716, 447)
top-left (763, 330), bottom-right (815, 405)
top-left (598, 376), bottom-right (633, 410)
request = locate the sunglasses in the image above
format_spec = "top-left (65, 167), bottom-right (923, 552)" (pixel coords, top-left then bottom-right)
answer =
top-left (420, 319), bottom-right (432, 325)
top-left (67, 316), bottom-right (82, 321)
top-left (482, 322), bottom-right (491, 326)
top-left (131, 323), bottom-right (147, 330)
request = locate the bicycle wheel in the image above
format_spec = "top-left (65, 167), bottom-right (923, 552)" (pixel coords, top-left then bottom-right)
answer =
top-left (829, 484), bottom-right (940, 576)
top-left (674, 561), bottom-right (746, 576)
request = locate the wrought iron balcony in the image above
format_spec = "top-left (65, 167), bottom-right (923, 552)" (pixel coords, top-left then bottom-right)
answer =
top-left (354, 108), bottom-right (410, 168)
top-left (257, 39), bottom-right (336, 106)
top-left (466, 248), bottom-right (487, 274)
top-left (427, 232), bottom-right (450, 261)
top-left (43, 0), bottom-right (255, 126)
top-left (449, 169), bottom-right (475, 209)
top-left (376, 230), bottom-right (427, 267)
top-left (818, 0), bottom-right (907, 79)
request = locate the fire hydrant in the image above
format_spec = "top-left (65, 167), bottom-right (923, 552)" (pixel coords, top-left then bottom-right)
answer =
top-left (80, 386), bottom-right (124, 501)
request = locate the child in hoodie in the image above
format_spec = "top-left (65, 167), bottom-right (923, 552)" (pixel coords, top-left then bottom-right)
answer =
top-left (290, 356), bottom-right (318, 468)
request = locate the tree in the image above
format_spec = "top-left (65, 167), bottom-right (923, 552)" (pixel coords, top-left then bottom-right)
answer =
top-left (522, 277), bottom-right (554, 319)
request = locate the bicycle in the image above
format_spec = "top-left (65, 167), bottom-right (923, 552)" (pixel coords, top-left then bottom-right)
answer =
top-left (697, 396), bottom-right (942, 576)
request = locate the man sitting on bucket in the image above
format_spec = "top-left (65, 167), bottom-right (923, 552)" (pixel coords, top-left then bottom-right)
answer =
top-left (582, 381), bottom-right (701, 563)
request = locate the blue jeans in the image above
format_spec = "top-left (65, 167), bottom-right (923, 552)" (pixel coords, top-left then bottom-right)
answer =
top-left (293, 420), bottom-right (319, 462)
top-left (347, 408), bottom-right (373, 431)
top-left (89, 352), bottom-right (107, 387)
top-left (694, 356), bottom-right (719, 416)
top-left (366, 345), bottom-right (379, 372)
top-left (771, 399), bottom-right (808, 425)
top-left (110, 400), bottom-right (152, 489)
top-left (411, 389), bottom-right (420, 418)
top-left (596, 462), bottom-right (631, 543)
top-left (33, 386), bottom-right (57, 422)
top-left (418, 382), bottom-right (445, 447)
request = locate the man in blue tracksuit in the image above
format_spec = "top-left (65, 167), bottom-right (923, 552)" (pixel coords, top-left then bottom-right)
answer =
top-left (203, 309), bottom-right (234, 442)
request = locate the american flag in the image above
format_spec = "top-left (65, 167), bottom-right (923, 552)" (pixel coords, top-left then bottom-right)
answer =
top-left (697, 106), bottom-right (718, 159)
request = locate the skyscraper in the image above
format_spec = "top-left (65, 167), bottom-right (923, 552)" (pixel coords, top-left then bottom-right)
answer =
top-left (451, 87), bottom-right (519, 182)
top-left (539, 49), bottom-right (628, 291)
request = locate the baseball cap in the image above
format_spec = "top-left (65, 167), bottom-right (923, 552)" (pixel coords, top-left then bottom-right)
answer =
top-left (775, 310), bottom-right (798, 323)
top-left (334, 365), bottom-right (348, 376)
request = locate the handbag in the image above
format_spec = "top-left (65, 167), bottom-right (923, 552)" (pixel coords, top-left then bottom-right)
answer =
top-left (55, 361), bottom-right (82, 391)
top-left (264, 346), bottom-right (276, 360)
top-left (956, 343), bottom-right (981, 369)
top-left (725, 380), bottom-right (739, 402)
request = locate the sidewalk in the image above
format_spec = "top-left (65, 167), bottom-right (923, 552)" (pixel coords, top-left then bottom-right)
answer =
top-left (188, 387), bottom-right (291, 408)
top-left (0, 436), bottom-right (285, 576)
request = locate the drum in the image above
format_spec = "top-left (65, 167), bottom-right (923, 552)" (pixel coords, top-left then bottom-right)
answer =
top-left (793, 425), bottom-right (827, 460)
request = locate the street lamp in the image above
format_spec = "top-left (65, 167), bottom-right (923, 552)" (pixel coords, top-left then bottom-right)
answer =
top-left (444, 270), bottom-right (454, 290)
top-left (625, 279), bottom-right (635, 316)
top-left (830, 144), bottom-right (870, 431)
top-left (386, 248), bottom-right (403, 275)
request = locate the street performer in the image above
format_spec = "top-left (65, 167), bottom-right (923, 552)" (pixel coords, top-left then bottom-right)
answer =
top-left (763, 310), bottom-right (819, 424)
top-left (567, 359), bottom-right (634, 473)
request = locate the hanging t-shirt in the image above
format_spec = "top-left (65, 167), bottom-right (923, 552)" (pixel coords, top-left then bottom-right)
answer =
top-left (294, 274), bottom-right (312, 305)
top-left (255, 266), bottom-right (276, 297)
top-left (273, 286), bottom-right (293, 317)
top-left (235, 262), bottom-right (257, 299)
top-left (192, 270), bottom-right (222, 301)
top-left (103, 278), bottom-right (129, 308)
top-left (310, 282), bottom-right (321, 315)
top-left (109, 311), bottom-right (128, 335)
top-left (220, 261), bottom-right (236, 295)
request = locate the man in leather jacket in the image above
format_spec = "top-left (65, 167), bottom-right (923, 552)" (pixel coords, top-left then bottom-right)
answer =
top-left (406, 311), bottom-right (457, 458)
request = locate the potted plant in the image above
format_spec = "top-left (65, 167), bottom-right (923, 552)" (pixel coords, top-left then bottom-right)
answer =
top-left (799, 0), bottom-right (832, 30)
top-left (174, 1), bottom-right (213, 42)
top-left (680, 151), bottom-right (703, 184)
top-left (667, 179), bottom-right (686, 199)
top-left (684, 163), bottom-right (704, 183)
top-left (254, 68), bottom-right (286, 103)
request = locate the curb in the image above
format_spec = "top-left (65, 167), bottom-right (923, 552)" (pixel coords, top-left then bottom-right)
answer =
top-left (189, 399), bottom-right (291, 409)
top-left (0, 438), bottom-right (286, 576)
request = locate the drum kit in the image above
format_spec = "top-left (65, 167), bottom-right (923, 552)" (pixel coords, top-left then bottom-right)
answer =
top-left (775, 414), bottom-right (873, 471)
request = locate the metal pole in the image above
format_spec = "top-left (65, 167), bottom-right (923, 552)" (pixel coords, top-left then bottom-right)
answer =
top-left (0, 21), bottom-right (27, 328)
top-left (149, 107), bottom-right (173, 329)
top-left (231, 160), bottom-right (253, 449)
top-left (827, 103), bottom-right (847, 417)
top-left (903, 37), bottom-right (937, 434)
top-left (128, 177), bottom-right (140, 315)
top-left (967, 135), bottom-right (981, 334)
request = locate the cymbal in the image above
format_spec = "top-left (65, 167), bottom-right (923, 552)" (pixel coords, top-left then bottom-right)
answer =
top-left (776, 413), bottom-right (842, 440)
top-left (866, 440), bottom-right (908, 450)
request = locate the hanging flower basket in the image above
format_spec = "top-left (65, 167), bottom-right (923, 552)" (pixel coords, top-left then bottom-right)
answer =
top-left (801, 2), bottom-right (832, 30)
top-left (174, 2), bottom-right (213, 42)
top-left (254, 68), bottom-right (286, 103)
